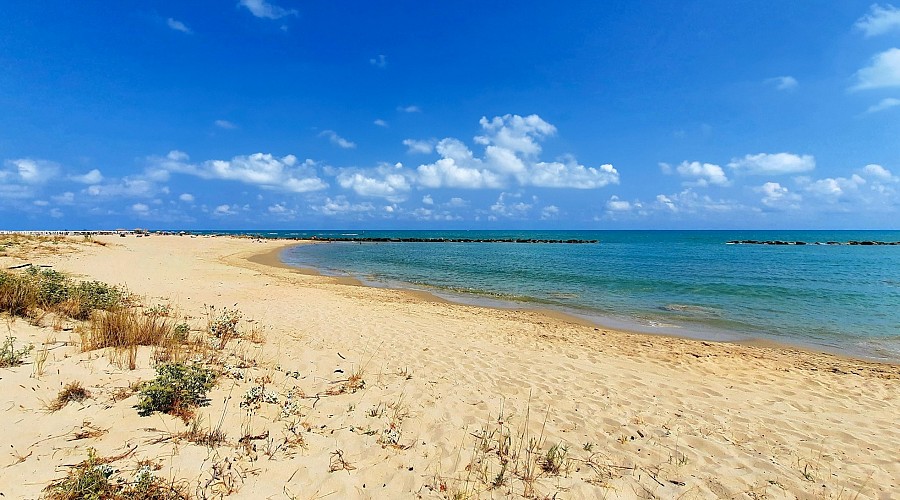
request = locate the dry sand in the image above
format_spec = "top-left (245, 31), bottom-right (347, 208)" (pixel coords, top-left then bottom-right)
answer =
top-left (0, 234), bottom-right (897, 499)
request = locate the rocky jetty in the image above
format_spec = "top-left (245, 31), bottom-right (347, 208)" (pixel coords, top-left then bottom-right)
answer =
top-left (726, 240), bottom-right (900, 246)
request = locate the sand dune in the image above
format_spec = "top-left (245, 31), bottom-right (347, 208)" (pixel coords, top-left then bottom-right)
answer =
top-left (0, 234), bottom-right (897, 499)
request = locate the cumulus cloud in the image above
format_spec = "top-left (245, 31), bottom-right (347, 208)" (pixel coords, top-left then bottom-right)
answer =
top-left (312, 196), bottom-right (375, 216)
top-left (337, 162), bottom-right (411, 201)
top-left (756, 182), bottom-right (801, 208)
top-left (853, 48), bottom-right (900, 90)
top-left (239, 0), bottom-right (297, 19)
top-left (417, 139), bottom-right (504, 189)
top-left (665, 161), bottom-right (729, 187)
top-left (651, 189), bottom-right (738, 214)
top-left (802, 174), bottom-right (866, 199)
top-left (70, 169), bottom-right (103, 184)
top-left (765, 76), bottom-right (798, 90)
top-left (606, 195), bottom-right (633, 212)
top-left (166, 18), bottom-right (192, 34)
top-left (319, 130), bottom-right (356, 149)
top-left (728, 153), bottom-right (815, 175)
top-left (415, 115), bottom-right (618, 190)
top-left (3, 158), bottom-right (59, 184)
top-left (403, 139), bottom-right (435, 154)
top-left (489, 192), bottom-right (532, 219)
top-left (540, 205), bottom-right (560, 219)
top-left (213, 204), bottom-right (237, 216)
top-left (866, 97), bottom-right (900, 113)
top-left (422, 195), bottom-right (434, 205)
top-left (398, 105), bottom-right (421, 113)
top-left (132, 203), bottom-right (150, 214)
top-left (855, 4), bottom-right (900, 37)
top-left (52, 192), bottom-right (75, 204)
top-left (475, 114), bottom-right (556, 156)
top-left (179, 193), bottom-right (195, 202)
top-left (862, 163), bottom-right (896, 180)
top-left (154, 151), bottom-right (327, 193)
top-left (369, 54), bottom-right (386, 68)
top-left (373, 119), bottom-right (388, 128)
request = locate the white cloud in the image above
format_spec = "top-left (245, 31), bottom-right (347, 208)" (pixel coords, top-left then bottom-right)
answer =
top-left (319, 130), bottom-right (356, 149)
top-left (369, 54), bottom-right (386, 68)
top-left (312, 196), bottom-right (375, 216)
top-left (756, 182), bottom-right (801, 208)
top-left (606, 195), bottom-right (632, 212)
top-left (213, 204), bottom-right (237, 216)
top-left (337, 163), bottom-right (411, 201)
top-left (373, 119), bottom-right (388, 127)
top-left (803, 174), bottom-right (866, 199)
top-left (179, 193), bottom-right (195, 202)
top-left (70, 168), bottom-right (103, 184)
top-left (475, 114), bottom-right (556, 156)
top-left (530, 160), bottom-right (618, 188)
top-left (853, 48), bottom-right (900, 90)
top-left (866, 97), bottom-right (900, 113)
top-left (52, 192), bottom-right (75, 204)
top-left (403, 139), bottom-right (435, 154)
top-left (239, 0), bottom-right (297, 19)
top-left (86, 177), bottom-right (158, 198)
top-left (214, 119), bottom-right (237, 129)
top-left (862, 163), bottom-right (896, 181)
top-left (398, 105), bottom-right (421, 113)
top-left (728, 152), bottom-right (815, 175)
top-left (33, 200), bottom-right (48, 206)
top-left (651, 189), bottom-right (738, 214)
top-left (167, 150), bottom-right (189, 161)
top-left (422, 195), bottom-right (434, 205)
top-left (132, 203), bottom-right (150, 214)
top-left (447, 197), bottom-right (467, 207)
top-left (268, 203), bottom-right (287, 214)
top-left (668, 161), bottom-right (729, 187)
top-left (166, 18), bottom-right (192, 34)
top-left (4, 158), bottom-right (59, 183)
top-left (155, 151), bottom-right (327, 193)
top-left (540, 205), bottom-right (560, 219)
top-left (417, 139), bottom-right (504, 189)
top-left (49, 208), bottom-right (63, 218)
top-left (489, 192), bottom-right (532, 218)
top-left (765, 76), bottom-right (798, 90)
top-left (414, 115), bottom-right (617, 190)
top-left (855, 4), bottom-right (900, 37)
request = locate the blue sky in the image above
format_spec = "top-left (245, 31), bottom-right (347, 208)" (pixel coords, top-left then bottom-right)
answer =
top-left (1, 1), bottom-right (899, 230)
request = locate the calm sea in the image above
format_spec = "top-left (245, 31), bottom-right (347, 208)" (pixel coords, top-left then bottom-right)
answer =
top-left (208, 230), bottom-right (900, 362)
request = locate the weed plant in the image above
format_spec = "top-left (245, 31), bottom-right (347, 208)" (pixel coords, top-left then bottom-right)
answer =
top-left (0, 336), bottom-right (33, 367)
top-left (135, 363), bottom-right (217, 421)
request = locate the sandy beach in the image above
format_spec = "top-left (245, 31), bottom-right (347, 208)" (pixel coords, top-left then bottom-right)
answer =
top-left (0, 234), bottom-right (897, 499)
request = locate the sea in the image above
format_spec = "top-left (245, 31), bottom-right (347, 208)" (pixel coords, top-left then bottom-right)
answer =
top-left (201, 230), bottom-right (900, 362)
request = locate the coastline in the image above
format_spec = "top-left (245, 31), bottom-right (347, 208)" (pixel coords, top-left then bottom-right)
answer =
top-left (1, 233), bottom-right (897, 498)
top-left (269, 239), bottom-right (898, 365)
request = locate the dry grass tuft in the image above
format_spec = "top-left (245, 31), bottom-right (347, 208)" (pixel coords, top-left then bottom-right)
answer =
top-left (48, 381), bottom-right (91, 412)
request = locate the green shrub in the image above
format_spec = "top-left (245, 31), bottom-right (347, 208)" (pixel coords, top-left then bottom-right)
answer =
top-left (0, 336), bottom-right (33, 368)
top-left (135, 363), bottom-right (217, 419)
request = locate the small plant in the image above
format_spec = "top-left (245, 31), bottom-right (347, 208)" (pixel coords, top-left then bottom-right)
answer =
top-left (0, 336), bottom-right (33, 367)
top-left (540, 443), bottom-right (570, 476)
top-left (172, 323), bottom-right (190, 341)
top-left (42, 448), bottom-right (189, 499)
top-left (207, 306), bottom-right (241, 341)
top-left (48, 381), bottom-right (91, 412)
top-left (134, 363), bottom-right (217, 421)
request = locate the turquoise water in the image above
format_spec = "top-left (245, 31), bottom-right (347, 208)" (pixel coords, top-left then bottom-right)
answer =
top-left (225, 230), bottom-right (900, 362)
